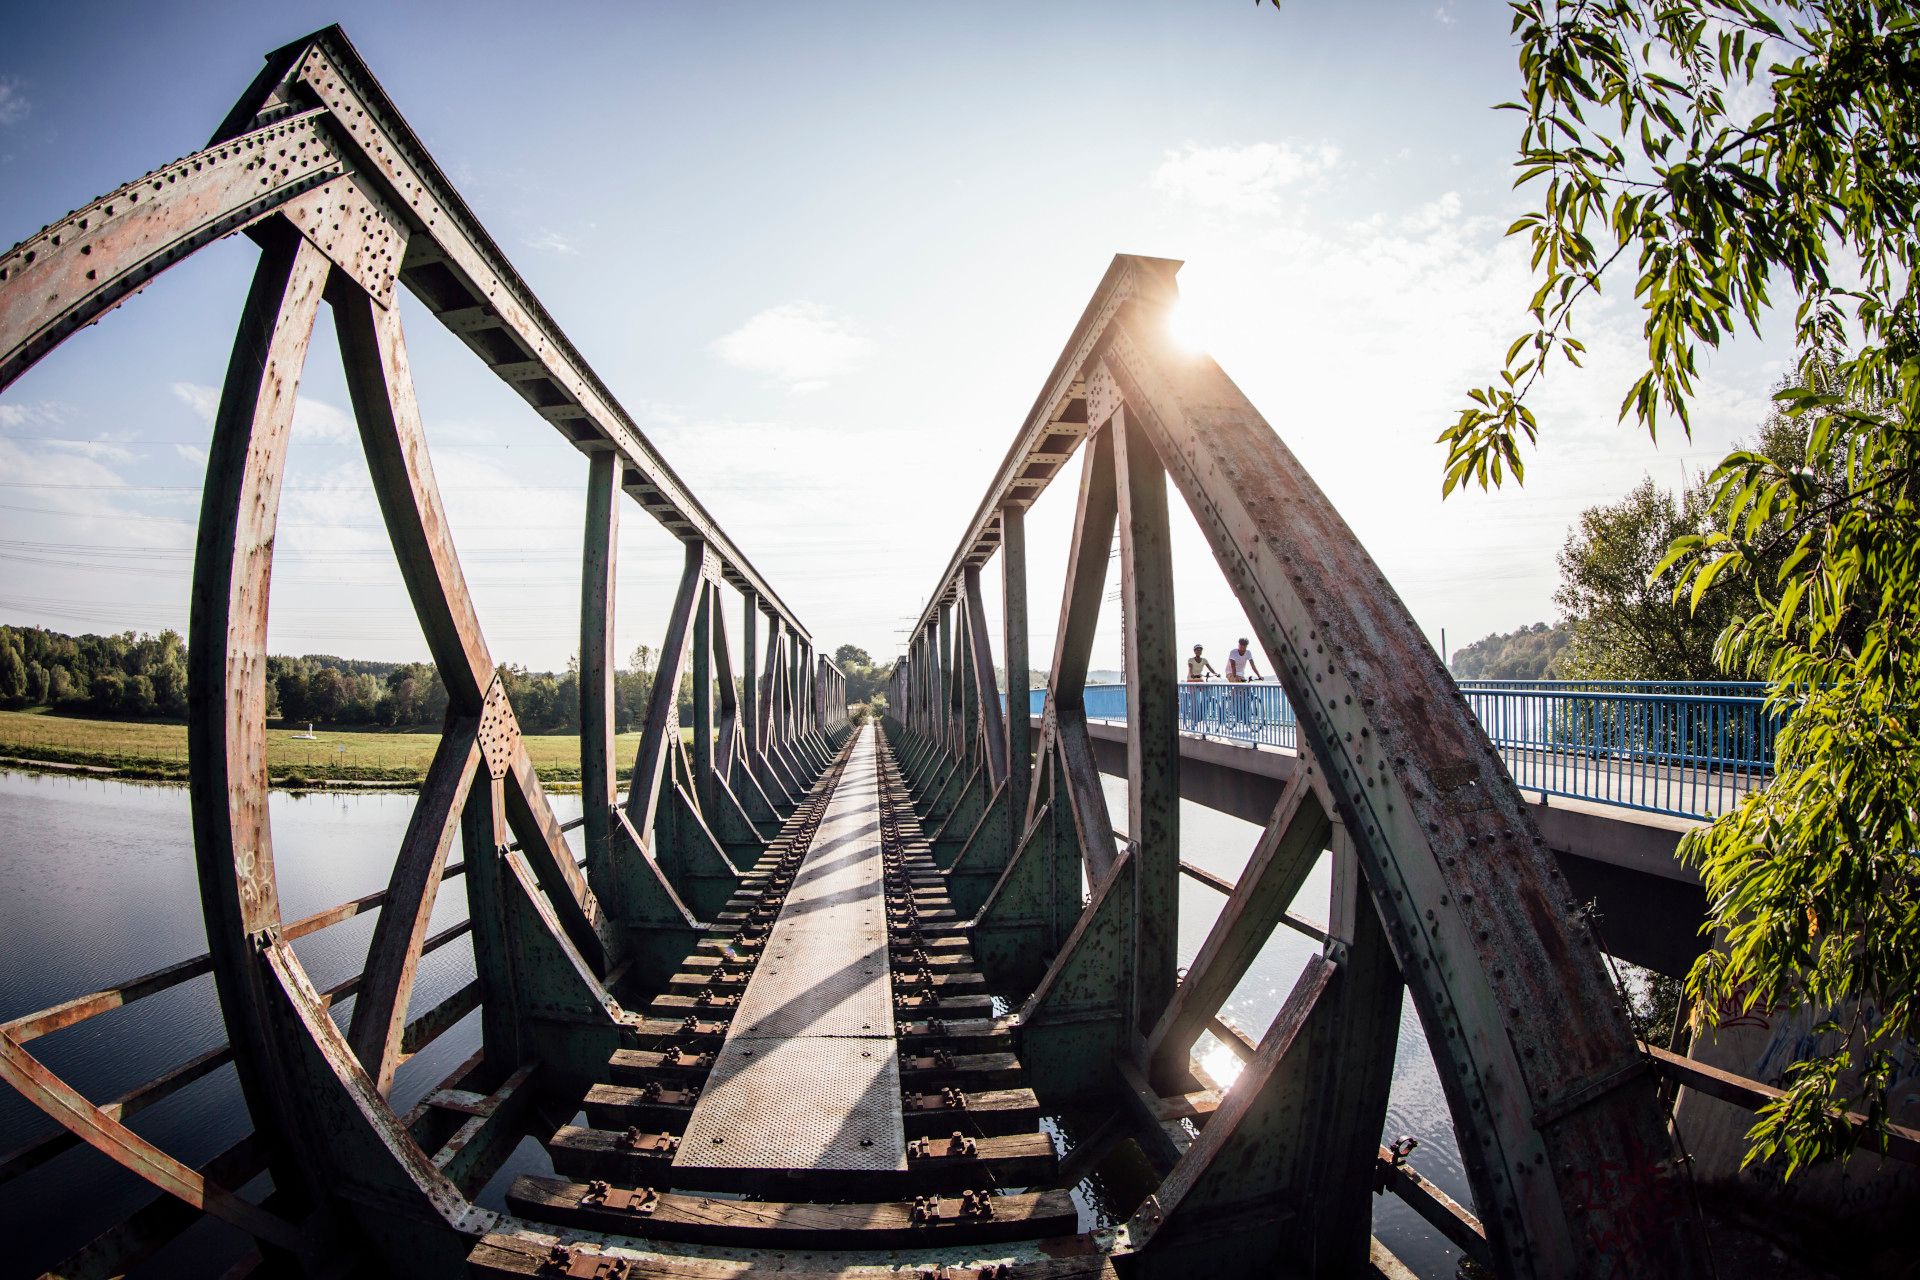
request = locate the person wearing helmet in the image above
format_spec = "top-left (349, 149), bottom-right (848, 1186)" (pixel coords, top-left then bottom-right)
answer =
top-left (1186, 644), bottom-right (1219, 681)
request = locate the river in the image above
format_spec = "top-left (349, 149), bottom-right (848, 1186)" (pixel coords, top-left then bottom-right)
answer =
top-left (0, 768), bottom-right (1472, 1277)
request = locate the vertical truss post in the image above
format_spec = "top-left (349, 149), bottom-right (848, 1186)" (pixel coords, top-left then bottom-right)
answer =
top-left (691, 580), bottom-right (716, 813)
top-left (920, 627), bottom-right (936, 746)
top-left (580, 452), bottom-right (620, 908)
top-left (1111, 402), bottom-right (1179, 1030)
top-left (936, 600), bottom-right (954, 755)
top-left (1045, 423), bottom-right (1121, 882)
top-left (463, 775), bottom-right (525, 1071)
top-left (964, 565), bottom-right (1008, 789)
top-left (702, 585), bottom-right (773, 861)
top-left (741, 590), bottom-right (761, 759)
top-left (761, 612), bottom-right (800, 798)
top-left (956, 610), bottom-right (978, 765)
top-left (1001, 502), bottom-right (1031, 832)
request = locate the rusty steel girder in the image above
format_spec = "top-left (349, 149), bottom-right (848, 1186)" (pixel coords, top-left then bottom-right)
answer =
top-left (888, 255), bottom-right (1709, 1279)
top-left (0, 25), bottom-right (849, 1277)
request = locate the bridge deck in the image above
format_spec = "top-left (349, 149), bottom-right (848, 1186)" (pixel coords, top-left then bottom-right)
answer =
top-left (674, 726), bottom-right (907, 1173)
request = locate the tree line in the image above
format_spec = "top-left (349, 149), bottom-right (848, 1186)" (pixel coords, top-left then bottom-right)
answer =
top-left (1452, 404), bottom-right (1810, 687)
top-left (0, 625), bottom-right (691, 734)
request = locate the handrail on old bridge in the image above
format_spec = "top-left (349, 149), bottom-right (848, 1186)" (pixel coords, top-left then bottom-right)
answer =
top-left (1019, 678), bottom-right (1779, 820)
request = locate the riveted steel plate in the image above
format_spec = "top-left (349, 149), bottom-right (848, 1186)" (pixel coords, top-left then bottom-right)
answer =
top-left (672, 1035), bottom-right (906, 1172)
top-left (728, 931), bottom-right (891, 1039)
top-left (676, 727), bottom-right (906, 1172)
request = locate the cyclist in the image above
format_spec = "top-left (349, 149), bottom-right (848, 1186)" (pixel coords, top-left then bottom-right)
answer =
top-left (1186, 644), bottom-right (1219, 681)
top-left (1224, 637), bottom-right (1264, 683)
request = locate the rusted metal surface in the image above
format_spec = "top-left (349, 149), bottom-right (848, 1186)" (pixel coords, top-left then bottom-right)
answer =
top-left (0, 112), bottom-right (348, 387)
top-left (1094, 286), bottom-right (1705, 1274)
top-left (0, 1042), bottom-right (233, 1186)
top-left (223, 27), bottom-right (813, 636)
top-left (0, 1031), bottom-right (301, 1249)
top-left (0, 30), bottom-right (1818, 1280)
top-left (0, 27), bottom-right (843, 1275)
top-left (347, 719), bottom-right (482, 1094)
top-left (1110, 406), bottom-right (1180, 1029)
top-left (884, 255), bottom-right (1716, 1277)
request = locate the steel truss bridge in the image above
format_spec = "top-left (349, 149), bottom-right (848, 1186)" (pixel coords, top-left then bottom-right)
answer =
top-left (5, 26), bottom-right (1909, 1280)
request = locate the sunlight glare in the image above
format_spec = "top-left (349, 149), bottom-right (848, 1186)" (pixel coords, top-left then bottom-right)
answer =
top-left (1166, 298), bottom-right (1214, 353)
top-left (1198, 1039), bottom-right (1246, 1090)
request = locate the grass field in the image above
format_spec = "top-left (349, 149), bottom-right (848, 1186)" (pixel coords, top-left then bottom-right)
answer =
top-left (0, 708), bottom-right (653, 788)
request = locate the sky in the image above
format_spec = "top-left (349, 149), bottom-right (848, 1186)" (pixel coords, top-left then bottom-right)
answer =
top-left (0, 0), bottom-right (1795, 679)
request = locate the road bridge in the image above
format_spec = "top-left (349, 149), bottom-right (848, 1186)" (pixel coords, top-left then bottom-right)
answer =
top-left (1029, 701), bottom-right (1723, 979)
top-left (3, 25), bottom-right (1915, 1280)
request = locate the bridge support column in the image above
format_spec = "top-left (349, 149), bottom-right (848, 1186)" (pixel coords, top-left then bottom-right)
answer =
top-left (1016, 848), bottom-right (1137, 1099)
top-left (973, 744), bottom-right (1082, 995)
top-left (1113, 405), bottom-right (1180, 1031)
top-left (1128, 829), bottom-right (1403, 1278)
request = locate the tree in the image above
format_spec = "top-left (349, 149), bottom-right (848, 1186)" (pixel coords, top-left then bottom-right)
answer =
top-left (1443, 1), bottom-right (1920, 1173)
top-left (0, 639), bottom-right (25, 704)
top-left (1554, 478), bottom-right (1731, 679)
top-left (1449, 622), bottom-right (1573, 679)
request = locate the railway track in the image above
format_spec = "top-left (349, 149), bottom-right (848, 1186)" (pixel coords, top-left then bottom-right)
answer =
top-left (470, 725), bottom-right (1102, 1278)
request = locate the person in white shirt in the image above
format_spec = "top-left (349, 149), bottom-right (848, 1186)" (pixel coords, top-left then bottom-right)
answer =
top-left (1224, 637), bottom-right (1263, 683)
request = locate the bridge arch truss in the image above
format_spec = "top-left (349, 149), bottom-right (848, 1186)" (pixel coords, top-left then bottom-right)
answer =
top-left (885, 254), bottom-right (1710, 1278)
top-left (0, 26), bottom-right (847, 1275)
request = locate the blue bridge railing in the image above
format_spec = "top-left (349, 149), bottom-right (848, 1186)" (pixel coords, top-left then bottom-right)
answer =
top-left (1023, 679), bottom-right (1778, 820)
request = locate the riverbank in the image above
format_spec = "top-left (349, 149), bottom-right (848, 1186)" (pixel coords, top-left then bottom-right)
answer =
top-left (0, 708), bottom-right (652, 789)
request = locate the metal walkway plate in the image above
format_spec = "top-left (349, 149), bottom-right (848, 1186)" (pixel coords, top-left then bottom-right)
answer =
top-left (675, 727), bottom-right (906, 1173)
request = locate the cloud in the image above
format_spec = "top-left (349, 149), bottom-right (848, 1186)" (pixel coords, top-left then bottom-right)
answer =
top-left (527, 229), bottom-right (579, 256)
top-left (293, 396), bottom-right (354, 442)
top-left (174, 443), bottom-right (208, 467)
top-left (0, 80), bottom-right (28, 128)
top-left (45, 439), bottom-right (136, 464)
top-left (1152, 140), bottom-right (1342, 213)
top-left (171, 382), bottom-right (219, 425)
top-left (170, 381), bottom-right (354, 442)
top-left (0, 400), bottom-right (64, 428)
top-left (1432, 3), bottom-right (1457, 24)
top-left (710, 303), bottom-right (874, 392)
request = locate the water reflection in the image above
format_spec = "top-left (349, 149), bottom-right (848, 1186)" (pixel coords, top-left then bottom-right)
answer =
top-left (0, 769), bottom-right (1472, 1278)
top-left (0, 770), bottom-right (578, 1278)
top-left (1101, 776), bottom-right (1473, 1278)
